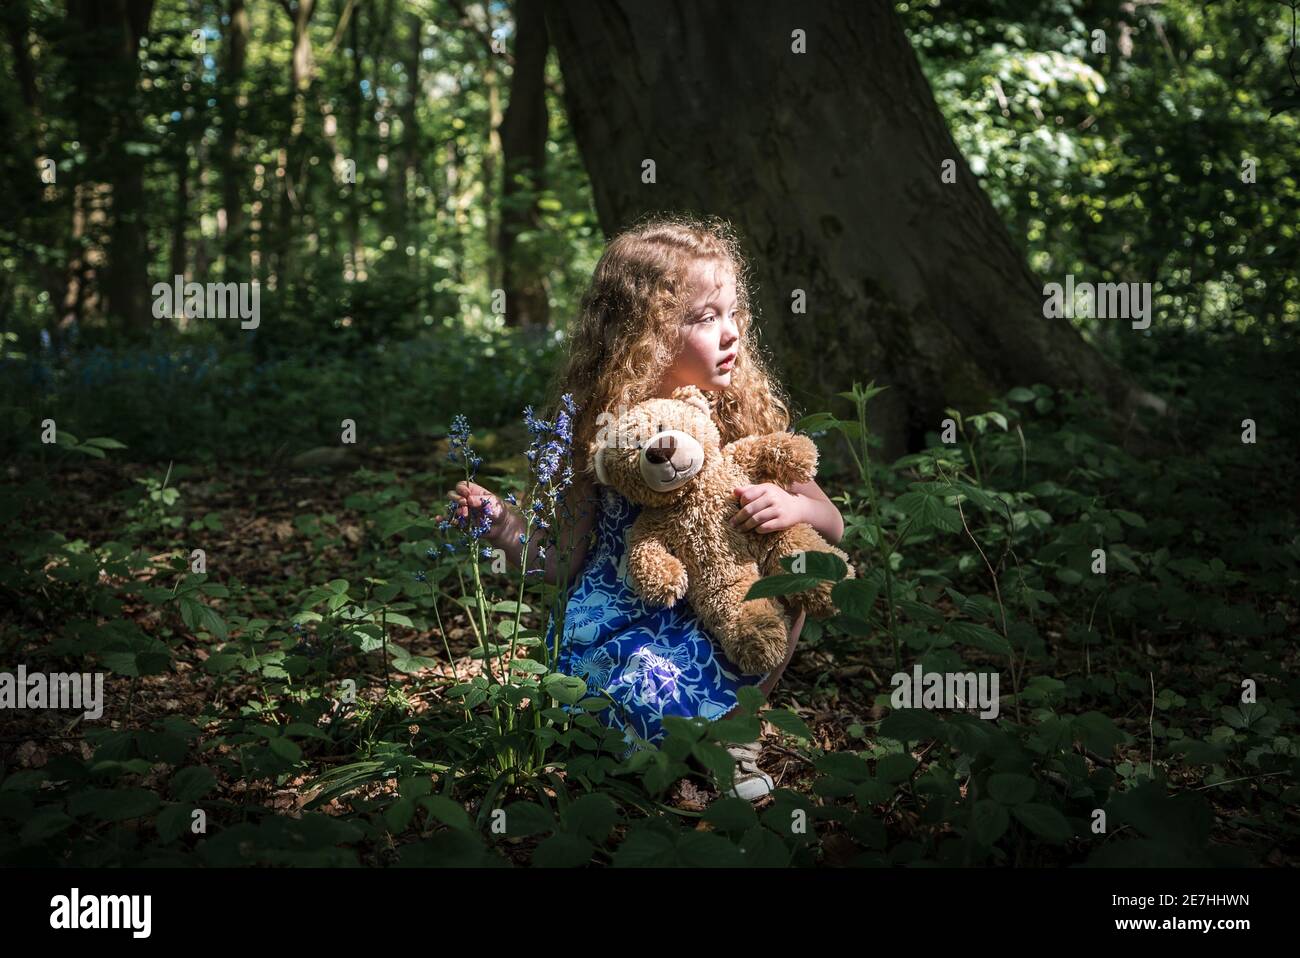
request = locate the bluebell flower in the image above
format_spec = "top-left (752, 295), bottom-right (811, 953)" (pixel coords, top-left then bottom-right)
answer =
top-left (446, 413), bottom-right (482, 473)
top-left (412, 569), bottom-right (428, 583)
top-left (426, 546), bottom-right (438, 560)
top-left (481, 546), bottom-right (495, 559)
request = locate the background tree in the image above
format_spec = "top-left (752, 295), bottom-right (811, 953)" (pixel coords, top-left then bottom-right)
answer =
top-left (543, 0), bottom-right (1168, 452)
top-left (498, 0), bottom-right (551, 329)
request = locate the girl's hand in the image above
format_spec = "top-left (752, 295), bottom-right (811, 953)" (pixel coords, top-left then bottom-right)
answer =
top-left (438, 481), bottom-right (507, 545)
top-left (729, 483), bottom-right (806, 534)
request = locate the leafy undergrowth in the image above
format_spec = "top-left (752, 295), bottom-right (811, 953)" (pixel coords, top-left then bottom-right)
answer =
top-left (2, 346), bottom-right (1297, 867)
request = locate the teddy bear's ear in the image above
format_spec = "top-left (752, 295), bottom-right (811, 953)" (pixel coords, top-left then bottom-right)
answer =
top-left (670, 385), bottom-right (712, 415)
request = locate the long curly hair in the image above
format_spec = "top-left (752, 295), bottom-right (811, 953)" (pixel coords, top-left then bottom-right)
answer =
top-left (540, 214), bottom-right (792, 497)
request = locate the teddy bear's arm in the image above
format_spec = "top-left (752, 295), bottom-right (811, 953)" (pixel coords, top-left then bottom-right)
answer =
top-left (625, 515), bottom-right (689, 608)
top-left (723, 433), bottom-right (819, 487)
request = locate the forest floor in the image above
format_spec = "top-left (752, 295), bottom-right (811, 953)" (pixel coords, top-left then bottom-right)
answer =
top-left (5, 422), bottom-right (1296, 866)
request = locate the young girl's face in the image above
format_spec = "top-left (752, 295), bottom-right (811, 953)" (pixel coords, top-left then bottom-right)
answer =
top-left (655, 259), bottom-right (741, 397)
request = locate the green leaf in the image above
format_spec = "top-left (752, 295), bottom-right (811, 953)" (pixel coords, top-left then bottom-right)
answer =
top-left (1072, 711), bottom-right (1127, 757)
top-left (763, 708), bottom-right (813, 742)
top-left (814, 752), bottom-right (872, 783)
top-left (99, 650), bottom-right (143, 676)
top-left (1, 771), bottom-right (47, 792)
top-left (502, 802), bottom-right (555, 837)
top-left (421, 794), bottom-right (473, 832)
top-left (703, 798), bottom-right (759, 835)
top-left (135, 730), bottom-right (189, 764)
top-left (743, 573), bottom-right (824, 600)
top-left (491, 600), bottom-right (533, 614)
top-left (895, 491), bottom-right (960, 533)
top-left (1113, 510), bottom-right (1146, 528)
top-left (734, 685), bottom-right (767, 716)
top-left (832, 577), bottom-right (879, 620)
top-left (1011, 803), bottom-right (1071, 843)
top-left (170, 766), bottom-right (217, 802)
top-left (944, 620), bottom-right (1011, 655)
top-left (68, 788), bottom-right (160, 822)
top-left (879, 708), bottom-right (944, 743)
top-left (779, 550), bottom-right (848, 581)
top-left (875, 753), bottom-right (917, 784)
top-left (987, 772), bottom-right (1035, 806)
top-left (532, 832), bottom-right (594, 868)
top-left (1006, 387), bottom-right (1036, 403)
top-left (155, 803), bottom-right (194, 843)
top-left (542, 673), bottom-right (587, 705)
top-left (707, 715), bottom-right (762, 744)
top-left (561, 793), bottom-right (618, 842)
top-left (267, 736), bottom-right (302, 764)
top-left (202, 652), bottom-right (241, 674)
top-left (692, 741), bottom-right (737, 788)
top-left (21, 808), bottom-right (74, 844)
top-left (971, 799), bottom-right (1010, 845)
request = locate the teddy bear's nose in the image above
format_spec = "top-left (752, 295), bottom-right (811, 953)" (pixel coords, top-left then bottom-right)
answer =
top-left (644, 434), bottom-right (677, 465)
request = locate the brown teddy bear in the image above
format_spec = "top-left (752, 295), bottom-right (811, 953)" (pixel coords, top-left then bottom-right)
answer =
top-left (590, 385), bottom-right (855, 675)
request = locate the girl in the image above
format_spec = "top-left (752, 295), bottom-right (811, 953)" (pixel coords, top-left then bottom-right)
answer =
top-left (444, 215), bottom-right (845, 800)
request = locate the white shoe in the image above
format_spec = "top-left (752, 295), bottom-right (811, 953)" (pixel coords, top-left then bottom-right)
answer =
top-left (723, 741), bottom-right (774, 801)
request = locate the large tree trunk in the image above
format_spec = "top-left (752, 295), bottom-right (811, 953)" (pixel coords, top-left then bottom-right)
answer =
top-left (1, 0), bottom-right (68, 329)
top-left (543, 0), bottom-right (1163, 454)
top-left (66, 0), bottom-right (156, 333)
top-left (275, 0), bottom-right (316, 287)
top-left (498, 0), bottom-right (551, 328)
top-left (345, 6), bottom-right (366, 280)
top-left (402, 11), bottom-right (421, 281)
top-left (219, 0), bottom-right (249, 282)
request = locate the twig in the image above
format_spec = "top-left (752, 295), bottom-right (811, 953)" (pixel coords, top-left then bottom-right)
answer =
top-left (1147, 671), bottom-right (1155, 773)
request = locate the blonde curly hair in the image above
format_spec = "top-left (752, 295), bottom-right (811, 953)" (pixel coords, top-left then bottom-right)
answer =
top-left (541, 214), bottom-right (792, 494)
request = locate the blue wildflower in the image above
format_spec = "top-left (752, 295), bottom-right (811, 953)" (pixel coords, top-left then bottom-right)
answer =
top-left (412, 570), bottom-right (428, 583)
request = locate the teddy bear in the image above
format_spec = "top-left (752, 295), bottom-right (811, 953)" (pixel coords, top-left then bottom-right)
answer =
top-left (590, 384), bottom-right (855, 675)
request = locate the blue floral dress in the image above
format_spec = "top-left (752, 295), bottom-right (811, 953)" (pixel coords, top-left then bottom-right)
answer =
top-left (545, 485), bottom-right (768, 755)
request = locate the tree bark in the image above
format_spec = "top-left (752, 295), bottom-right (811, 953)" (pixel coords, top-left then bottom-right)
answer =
top-left (498, 0), bottom-right (551, 328)
top-left (275, 0), bottom-right (317, 287)
top-left (402, 11), bottom-right (421, 280)
top-left (345, 5), bottom-right (365, 279)
top-left (1, 0), bottom-right (68, 329)
top-left (220, 0), bottom-right (249, 282)
top-left (543, 0), bottom-right (1163, 454)
top-left (65, 0), bottom-right (156, 333)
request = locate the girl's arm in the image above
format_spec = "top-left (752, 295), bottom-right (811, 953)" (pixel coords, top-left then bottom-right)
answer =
top-left (448, 479), bottom-right (597, 585)
top-left (787, 478), bottom-right (845, 545)
top-left (730, 476), bottom-right (845, 543)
